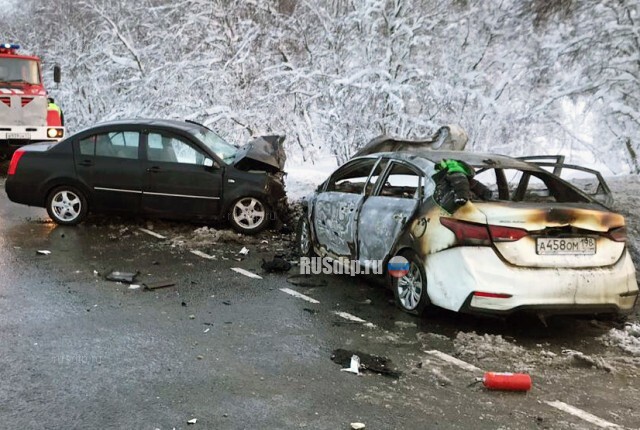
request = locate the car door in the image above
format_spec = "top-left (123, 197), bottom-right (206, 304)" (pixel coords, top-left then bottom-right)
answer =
top-left (312, 158), bottom-right (379, 258)
top-left (141, 130), bottom-right (223, 219)
top-left (357, 161), bottom-right (422, 264)
top-left (74, 128), bottom-right (143, 213)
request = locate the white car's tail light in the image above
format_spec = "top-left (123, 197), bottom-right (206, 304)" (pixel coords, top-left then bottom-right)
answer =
top-left (440, 217), bottom-right (528, 246)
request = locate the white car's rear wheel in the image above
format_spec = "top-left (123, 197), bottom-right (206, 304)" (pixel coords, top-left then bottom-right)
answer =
top-left (391, 250), bottom-right (430, 315)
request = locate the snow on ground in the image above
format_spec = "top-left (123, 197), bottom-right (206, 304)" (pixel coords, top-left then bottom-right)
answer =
top-left (600, 323), bottom-right (640, 357)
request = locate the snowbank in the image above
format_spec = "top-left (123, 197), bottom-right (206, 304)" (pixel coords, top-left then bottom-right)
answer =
top-left (600, 323), bottom-right (640, 357)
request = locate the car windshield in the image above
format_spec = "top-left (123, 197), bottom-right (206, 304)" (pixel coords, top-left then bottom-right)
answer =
top-left (192, 128), bottom-right (237, 164)
top-left (0, 58), bottom-right (41, 85)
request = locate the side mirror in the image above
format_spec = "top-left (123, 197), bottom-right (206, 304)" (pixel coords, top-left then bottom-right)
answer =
top-left (204, 158), bottom-right (214, 168)
top-left (53, 65), bottom-right (61, 83)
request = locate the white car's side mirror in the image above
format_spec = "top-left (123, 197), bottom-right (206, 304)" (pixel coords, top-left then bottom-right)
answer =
top-left (204, 158), bottom-right (214, 168)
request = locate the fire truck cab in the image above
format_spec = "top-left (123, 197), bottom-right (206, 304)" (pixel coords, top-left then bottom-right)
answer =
top-left (0, 43), bottom-right (64, 159)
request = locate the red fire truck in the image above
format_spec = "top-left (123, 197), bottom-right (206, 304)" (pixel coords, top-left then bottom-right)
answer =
top-left (0, 43), bottom-right (64, 159)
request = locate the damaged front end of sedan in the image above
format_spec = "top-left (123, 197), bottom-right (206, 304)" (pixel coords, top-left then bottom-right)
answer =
top-left (231, 135), bottom-right (291, 226)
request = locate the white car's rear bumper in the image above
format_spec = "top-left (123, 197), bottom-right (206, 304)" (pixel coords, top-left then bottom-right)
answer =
top-left (425, 247), bottom-right (638, 314)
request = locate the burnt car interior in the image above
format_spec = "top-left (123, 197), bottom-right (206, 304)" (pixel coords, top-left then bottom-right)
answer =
top-left (378, 163), bottom-right (422, 199)
top-left (326, 158), bottom-right (424, 199)
top-left (473, 166), bottom-right (592, 204)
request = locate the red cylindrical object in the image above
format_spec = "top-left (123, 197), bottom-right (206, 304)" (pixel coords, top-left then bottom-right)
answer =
top-left (482, 372), bottom-right (532, 391)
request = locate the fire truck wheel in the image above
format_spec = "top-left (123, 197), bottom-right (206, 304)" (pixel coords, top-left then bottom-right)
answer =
top-left (46, 186), bottom-right (88, 226)
top-left (228, 196), bottom-right (271, 235)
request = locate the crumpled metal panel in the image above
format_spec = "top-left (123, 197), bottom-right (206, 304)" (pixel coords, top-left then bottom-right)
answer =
top-left (313, 192), bottom-right (363, 257)
top-left (234, 135), bottom-right (286, 173)
top-left (352, 124), bottom-right (468, 157)
top-left (357, 196), bottom-right (417, 262)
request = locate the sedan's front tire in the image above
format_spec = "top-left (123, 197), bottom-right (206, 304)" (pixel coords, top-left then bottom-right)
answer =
top-left (229, 196), bottom-right (270, 235)
top-left (390, 250), bottom-right (430, 315)
top-left (46, 186), bottom-right (88, 226)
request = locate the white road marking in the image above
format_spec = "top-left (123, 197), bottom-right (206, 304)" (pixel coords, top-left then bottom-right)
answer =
top-left (139, 228), bottom-right (166, 239)
top-left (279, 288), bottom-right (320, 304)
top-left (333, 311), bottom-right (376, 328)
top-left (424, 350), bottom-right (482, 373)
top-left (231, 267), bottom-right (263, 279)
top-left (190, 250), bottom-right (216, 260)
top-left (545, 401), bottom-right (623, 429)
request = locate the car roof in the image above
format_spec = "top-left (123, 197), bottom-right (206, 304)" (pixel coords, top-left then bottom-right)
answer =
top-left (87, 118), bottom-right (204, 133)
top-left (352, 150), bottom-right (542, 172)
top-left (75, 118), bottom-right (204, 134)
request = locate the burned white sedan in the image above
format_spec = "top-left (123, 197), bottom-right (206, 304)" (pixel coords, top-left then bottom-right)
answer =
top-left (297, 145), bottom-right (638, 317)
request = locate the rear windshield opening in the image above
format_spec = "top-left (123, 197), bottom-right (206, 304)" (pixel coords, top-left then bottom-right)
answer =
top-left (471, 168), bottom-right (591, 203)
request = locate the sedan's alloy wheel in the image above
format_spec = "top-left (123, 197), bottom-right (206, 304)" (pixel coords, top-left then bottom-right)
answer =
top-left (232, 197), bottom-right (266, 230)
top-left (51, 190), bottom-right (82, 222)
top-left (397, 262), bottom-right (423, 311)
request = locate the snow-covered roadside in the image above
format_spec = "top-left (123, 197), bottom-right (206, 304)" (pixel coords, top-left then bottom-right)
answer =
top-left (600, 323), bottom-right (640, 357)
top-left (284, 155), bottom-right (338, 201)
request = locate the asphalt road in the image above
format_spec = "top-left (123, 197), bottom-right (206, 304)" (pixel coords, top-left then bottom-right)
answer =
top-left (0, 176), bottom-right (639, 429)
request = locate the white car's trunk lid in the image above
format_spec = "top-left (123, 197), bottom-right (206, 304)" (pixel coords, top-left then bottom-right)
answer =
top-left (474, 202), bottom-right (626, 268)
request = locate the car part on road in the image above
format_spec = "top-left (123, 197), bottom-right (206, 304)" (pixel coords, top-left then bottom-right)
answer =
top-left (286, 274), bottom-right (328, 287)
top-left (351, 423), bottom-right (366, 430)
top-left (143, 279), bottom-right (176, 290)
top-left (391, 250), bottom-right (430, 315)
top-left (229, 196), bottom-right (270, 234)
top-left (340, 355), bottom-right (361, 375)
top-left (331, 349), bottom-right (401, 378)
top-left (261, 256), bottom-right (292, 273)
top-left (105, 270), bottom-right (138, 284)
top-left (46, 186), bottom-right (88, 225)
top-left (36, 249), bottom-right (51, 255)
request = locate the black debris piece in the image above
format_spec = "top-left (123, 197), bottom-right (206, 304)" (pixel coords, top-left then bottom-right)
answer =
top-left (222, 300), bottom-right (232, 306)
top-left (303, 308), bottom-right (318, 315)
top-left (331, 348), bottom-right (401, 378)
top-left (287, 274), bottom-right (329, 288)
top-left (105, 270), bottom-right (138, 284)
top-left (261, 256), bottom-right (292, 273)
top-left (181, 301), bottom-right (187, 307)
top-left (144, 280), bottom-right (176, 290)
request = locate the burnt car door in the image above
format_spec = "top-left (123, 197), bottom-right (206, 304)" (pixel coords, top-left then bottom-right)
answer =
top-left (141, 130), bottom-right (223, 219)
top-left (312, 158), bottom-right (379, 257)
top-left (74, 128), bottom-right (143, 213)
top-left (357, 161), bottom-right (423, 264)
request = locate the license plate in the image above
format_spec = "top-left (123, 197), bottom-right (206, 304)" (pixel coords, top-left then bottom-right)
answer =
top-left (6, 132), bottom-right (30, 139)
top-left (536, 237), bottom-right (596, 255)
